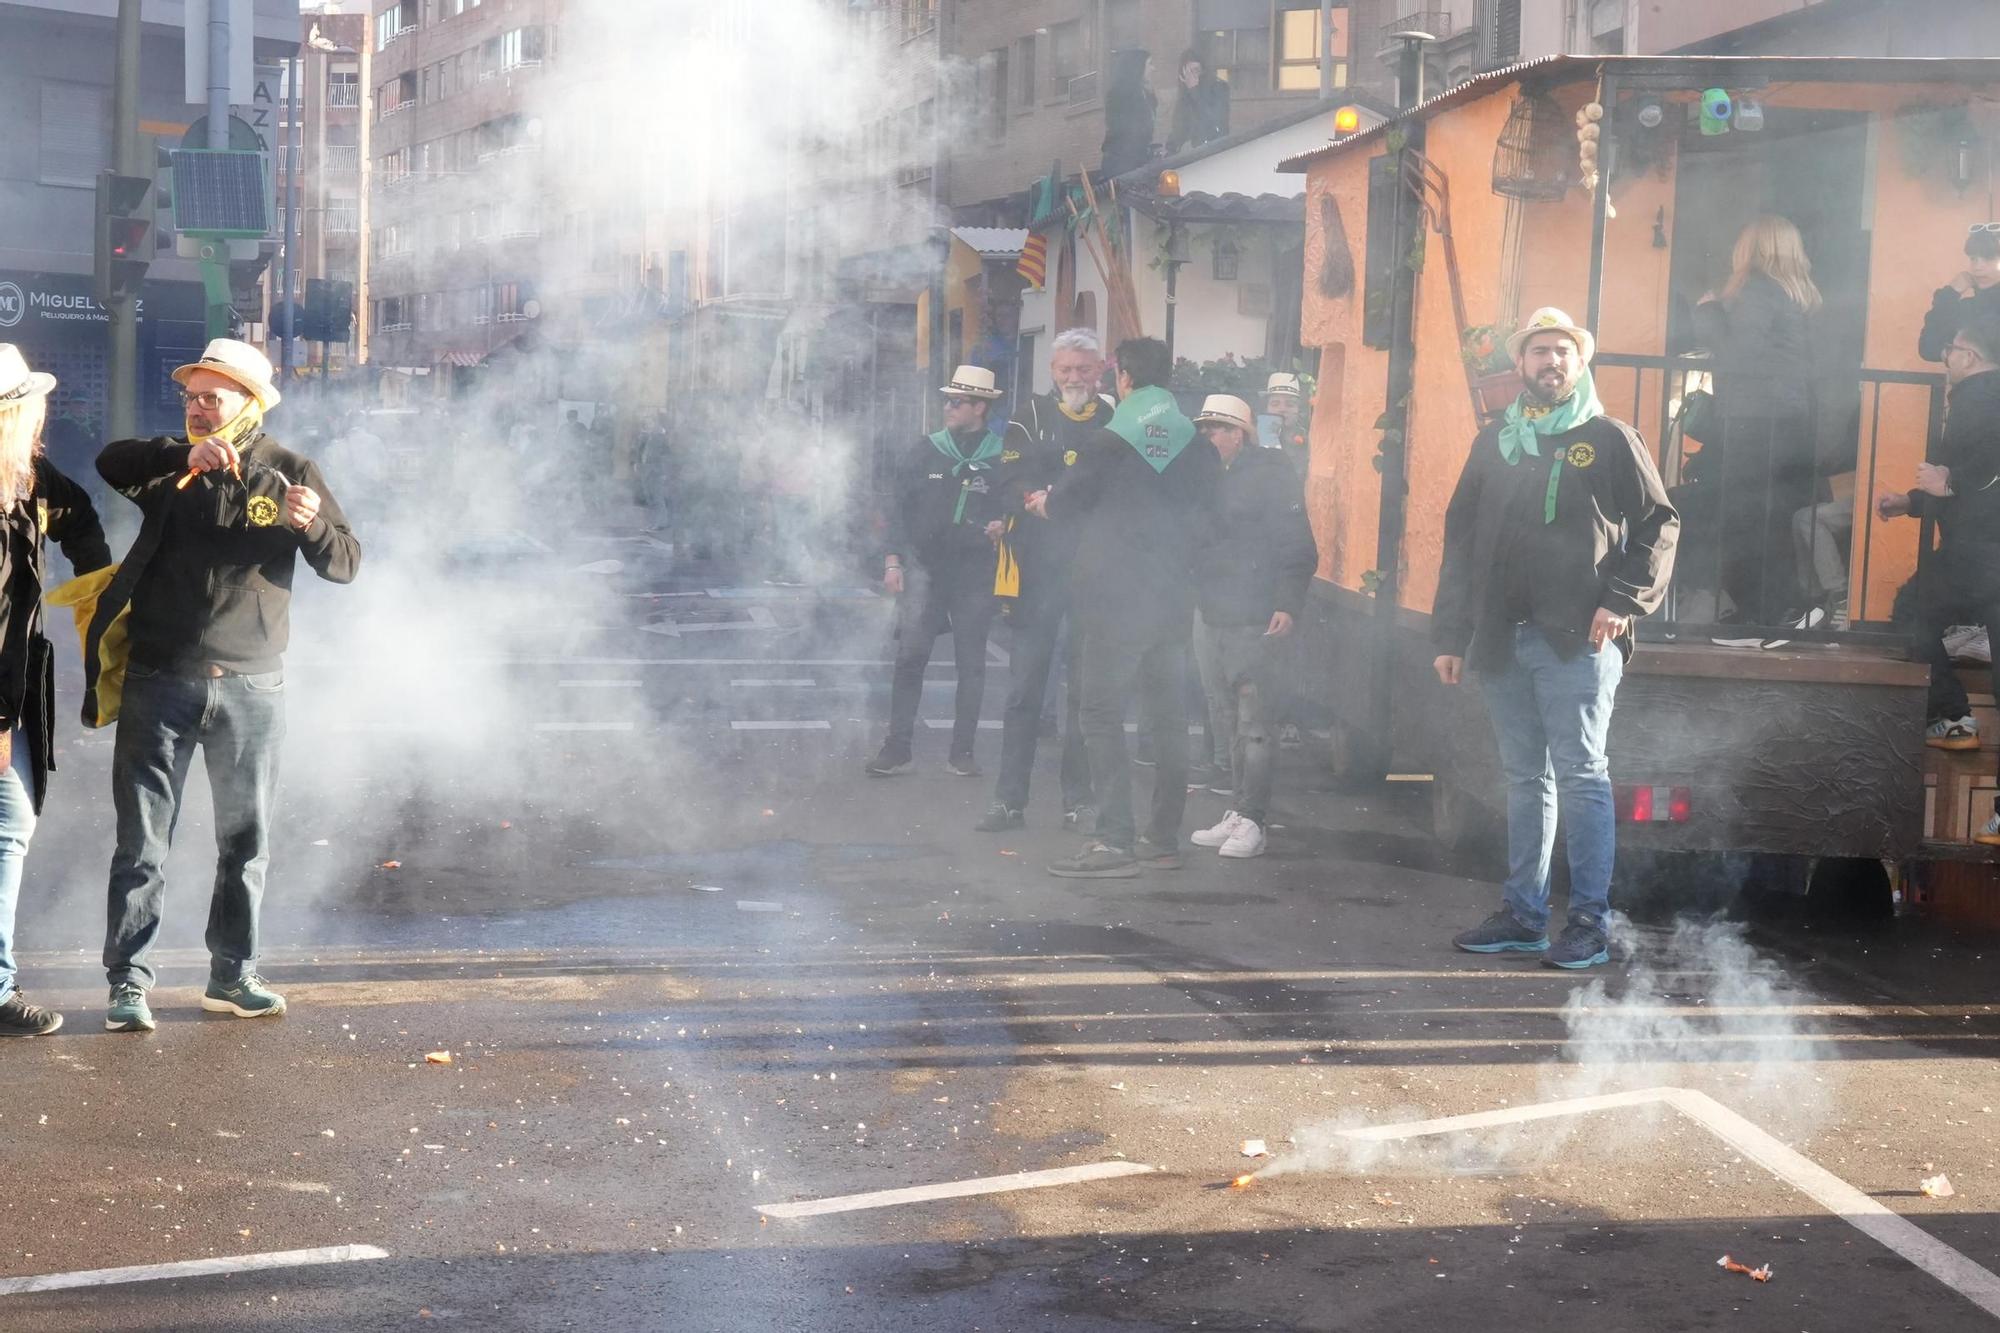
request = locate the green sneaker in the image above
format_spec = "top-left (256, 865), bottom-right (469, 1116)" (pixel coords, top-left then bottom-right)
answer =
top-left (105, 982), bottom-right (156, 1032)
top-left (202, 974), bottom-right (287, 1018)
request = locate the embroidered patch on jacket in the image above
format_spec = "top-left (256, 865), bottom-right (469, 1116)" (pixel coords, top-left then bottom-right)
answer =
top-left (1063, 450), bottom-right (1078, 467)
top-left (1565, 442), bottom-right (1596, 469)
top-left (35, 501), bottom-right (46, 535)
top-left (1001, 450), bottom-right (1020, 463)
top-left (246, 495), bottom-right (280, 527)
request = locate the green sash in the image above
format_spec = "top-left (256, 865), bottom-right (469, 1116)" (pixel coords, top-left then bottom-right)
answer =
top-left (1498, 368), bottom-right (1604, 525)
top-left (928, 429), bottom-right (1005, 524)
top-left (1106, 385), bottom-right (1195, 474)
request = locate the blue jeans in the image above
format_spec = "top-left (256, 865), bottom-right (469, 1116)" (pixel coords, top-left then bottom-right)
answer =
top-left (104, 664), bottom-right (286, 990)
top-left (0, 733), bottom-right (41, 1004)
top-left (1478, 626), bottom-right (1622, 932)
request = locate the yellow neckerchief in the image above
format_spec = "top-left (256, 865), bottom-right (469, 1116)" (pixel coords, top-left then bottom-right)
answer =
top-left (1057, 397), bottom-right (1100, 423)
top-left (187, 398), bottom-right (263, 455)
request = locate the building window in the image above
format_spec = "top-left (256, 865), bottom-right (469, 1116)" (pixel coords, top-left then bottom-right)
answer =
top-left (1276, 2), bottom-right (1348, 93)
top-left (327, 69), bottom-right (360, 108)
top-left (1200, 24), bottom-right (1271, 96)
top-left (38, 81), bottom-right (109, 188)
top-left (984, 48), bottom-right (1008, 141)
top-left (1016, 35), bottom-right (1038, 107)
top-left (1048, 19), bottom-right (1089, 101)
top-left (326, 206), bottom-right (358, 234)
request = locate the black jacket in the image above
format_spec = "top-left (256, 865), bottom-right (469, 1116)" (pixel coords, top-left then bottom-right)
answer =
top-left (98, 432), bottom-right (360, 674)
top-left (1045, 413), bottom-right (1220, 643)
top-left (4, 460), bottom-right (110, 812)
top-left (1910, 369), bottom-right (2000, 576)
top-left (1693, 274), bottom-right (1814, 422)
top-left (1919, 282), bottom-right (2000, 364)
top-left (1434, 413), bottom-right (1679, 672)
top-left (996, 394), bottom-right (1114, 589)
top-left (1102, 51), bottom-right (1158, 178)
top-left (886, 428), bottom-right (1010, 571)
top-left (1166, 79), bottom-right (1229, 153)
top-left (1196, 445), bottom-right (1318, 627)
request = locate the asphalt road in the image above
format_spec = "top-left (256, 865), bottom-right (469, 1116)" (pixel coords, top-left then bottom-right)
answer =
top-left (3, 527), bottom-right (1999, 1331)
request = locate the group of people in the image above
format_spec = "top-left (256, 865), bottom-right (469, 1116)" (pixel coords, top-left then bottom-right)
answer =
top-left (0, 338), bottom-right (358, 1038)
top-left (864, 330), bottom-right (1316, 875)
top-left (1103, 47), bottom-right (1233, 179)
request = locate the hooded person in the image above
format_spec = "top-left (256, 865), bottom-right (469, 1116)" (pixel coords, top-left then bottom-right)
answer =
top-left (95, 338), bottom-right (360, 1034)
top-left (1432, 308), bottom-right (1678, 970)
top-left (1025, 337), bottom-right (1221, 878)
top-left (1101, 48), bottom-right (1159, 179)
top-left (0, 346), bottom-right (111, 1037)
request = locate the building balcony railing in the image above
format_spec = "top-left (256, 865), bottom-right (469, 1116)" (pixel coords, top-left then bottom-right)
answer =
top-left (1065, 70), bottom-right (1099, 106)
top-left (327, 84), bottom-right (360, 109)
top-left (325, 145), bottom-right (359, 173)
top-left (1380, 8), bottom-right (1457, 48)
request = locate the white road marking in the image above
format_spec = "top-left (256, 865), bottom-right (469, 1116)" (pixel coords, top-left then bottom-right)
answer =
top-left (730, 720), bottom-right (832, 731)
top-left (757, 1161), bottom-right (1156, 1219)
top-left (732, 679), bottom-right (817, 688)
top-left (1123, 723), bottom-right (1206, 734)
top-left (560, 679), bottom-right (643, 689)
top-left (735, 901), bottom-right (785, 913)
top-left (923, 719), bottom-right (1004, 730)
top-left (533, 722), bottom-right (637, 733)
top-left (1336, 1087), bottom-right (2000, 1321)
top-left (0, 1244), bottom-right (390, 1297)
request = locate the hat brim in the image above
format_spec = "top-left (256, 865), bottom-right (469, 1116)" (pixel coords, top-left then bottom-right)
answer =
top-left (1506, 324), bottom-right (1595, 365)
top-left (938, 385), bottom-right (1004, 400)
top-left (1194, 412), bottom-right (1254, 430)
top-left (172, 361), bottom-right (281, 411)
top-left (0, 371), bottom-right (57, 403)
top-left (1264, 386), bottom-right (1302, 398)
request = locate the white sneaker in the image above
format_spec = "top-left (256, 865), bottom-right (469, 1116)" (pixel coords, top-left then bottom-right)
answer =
top-left (1219, 818), bottom-right (1267, 859)
top-left (1191, 811), bottom-right (1245, 848)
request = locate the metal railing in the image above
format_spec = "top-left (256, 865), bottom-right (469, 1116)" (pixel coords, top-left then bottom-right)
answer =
top-left (1592, 351), bottom-right (1947, 645)
top-left (1065, 70), bottom-right (1099, 105)
top-left (1381, 8), bottom-right (1454, 47)
top-left (327, 83), bottom-right (360, 109)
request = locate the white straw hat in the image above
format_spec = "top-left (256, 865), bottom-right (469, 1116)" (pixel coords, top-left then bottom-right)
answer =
top-left (1264, 373), bottom-right (1302, 398)
top-left (939, 365), bottom-right (1004, 400)
top-left (173, 338), bottom-right (282, 411)
top-left (0, 345), bottom-right (56, 403)
top-left (1505, 307), bottom-right (1595, 365)
top-left (1193, 394), bottom-right (1255, 431)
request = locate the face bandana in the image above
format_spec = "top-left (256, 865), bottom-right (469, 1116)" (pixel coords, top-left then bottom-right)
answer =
top-left (1498, 365), bottom-right (1603, 524)
top-left (187, 395), bottom-right (263, 455)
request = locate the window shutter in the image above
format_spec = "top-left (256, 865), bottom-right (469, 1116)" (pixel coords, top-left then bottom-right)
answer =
top-left (39, 81), bottom-right (109, 188)
top-left (1495, 0), bottom-right (1522, 64)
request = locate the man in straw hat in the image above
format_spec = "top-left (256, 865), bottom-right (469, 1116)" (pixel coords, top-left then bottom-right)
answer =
top-left (866, 365), bottom-right (1009, 778)
top-left (96, 338), bottom-right (360, 1032)
top-left (1433, 308), bottom-right (1677, 969)
top-left (1025, 337), bottom-right (1220, 878)
top-left (1185, 394), bottom-right (1317, 861)
top-left (0, 346), bottom-right (111, 1035)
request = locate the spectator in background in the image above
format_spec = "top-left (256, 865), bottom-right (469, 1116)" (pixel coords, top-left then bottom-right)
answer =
top-left (1167, 49), bottom-right (1230, 154)
top-left (1102, 48), bottom-right (1158, 178)
top-left (1920, 224), bottom-right (2000, 363)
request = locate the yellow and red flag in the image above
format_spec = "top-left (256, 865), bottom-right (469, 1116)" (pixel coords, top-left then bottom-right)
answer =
top-left (1016, 232), bottom-right (1048, 289)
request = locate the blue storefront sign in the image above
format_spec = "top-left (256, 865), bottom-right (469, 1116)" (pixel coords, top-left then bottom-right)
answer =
top-left (0, 270), bottom-right (207, 438)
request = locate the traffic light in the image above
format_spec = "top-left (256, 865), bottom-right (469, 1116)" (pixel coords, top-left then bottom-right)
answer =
top-left (94, 171), bottom-right (155, 304)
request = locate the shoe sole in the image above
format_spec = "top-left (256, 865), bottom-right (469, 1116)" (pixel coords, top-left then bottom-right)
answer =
top-left (201, 995), bottom-right (287, 1018)
top-left (1189, 833), bottom-right (1233, 848)
top-left (1544, 950), bottom-right (1611, 970)
top-left (1927, 738), bottom-right (1982, 752)
top-left (1218, 845), bottom-right (1266, 859)
top-left (0, 1015), bottom-right (62, 1037)
top-left (864, 765), bottom-right (913, 777)
top-left (1048, 864), bottom-right (1141, 879)
top-left (1138, 857), bottom-right (1183, 871)
top-left (1976, 835), bottom-right (2000, 847)
top-left (974, 821), bottom-right (1025, 832)
top-left (1456, 938), bottom-right (1550, 954)
top-left (105, 1015), bottom-right (155, 1032)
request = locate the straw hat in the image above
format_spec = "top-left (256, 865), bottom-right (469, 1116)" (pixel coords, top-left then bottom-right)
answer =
top-left (1264, 373), bottom-right (1302, 399)
top-left (172, 338), bottom-right (282, 411)
top-left (939, 365), bottom-right (1004, 400)
top-left (1193, 394), bottom-right (1255, 431)
top-left (0, 345), bottom-right (56, 403)
top-left (1505, 307), bottom-right (1595, 365)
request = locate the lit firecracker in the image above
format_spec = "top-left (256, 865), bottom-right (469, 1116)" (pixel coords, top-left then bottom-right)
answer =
top-left (1230, 1174), bottom-right (1256, 1190)
top-left (1717, 1254), bottom-right (1772, 1283)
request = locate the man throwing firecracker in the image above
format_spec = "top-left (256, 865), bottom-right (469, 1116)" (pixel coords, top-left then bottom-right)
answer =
top-left (96, 339), bottom-right (360, 1032)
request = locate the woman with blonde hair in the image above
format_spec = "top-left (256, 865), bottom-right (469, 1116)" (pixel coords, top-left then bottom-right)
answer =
top-left (0, 345), bottom-right (111, 1036)
top-left (1695, 214), bottom-right (1824, 639)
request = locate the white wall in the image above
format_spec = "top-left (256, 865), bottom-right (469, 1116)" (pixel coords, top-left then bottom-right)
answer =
top-left (1175, 106), bottom-right (1385, 199)
top-left (1130, 214), bottom-right (1276, 369)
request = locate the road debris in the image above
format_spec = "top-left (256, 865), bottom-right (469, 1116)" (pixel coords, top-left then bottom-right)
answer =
top-left (1922, 1173), bottom-right (1956, 1199)
top-left (380, 860), bottom-right (402, 870)
top-left (1716, 1254), bottom-right (1772, 1283)
top-left (1239, 1139), bottom-right (1270, 1158)
top-left (424, 1051), bottom-right (453, 1066)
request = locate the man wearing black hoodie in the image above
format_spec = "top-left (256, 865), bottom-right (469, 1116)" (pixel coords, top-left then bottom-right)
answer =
top-left (1883, 309), bottom-right (2000, 771)
top-left (1027, 337), bottom-right (1220, 878)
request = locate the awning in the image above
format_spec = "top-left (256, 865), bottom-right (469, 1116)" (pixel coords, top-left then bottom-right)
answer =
top-left (950, 227), bottom-right (1028, 259)
top-left (440, 350), bottom-right (486, 367)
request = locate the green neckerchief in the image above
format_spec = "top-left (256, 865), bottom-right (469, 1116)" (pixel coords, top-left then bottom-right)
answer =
top-left (1106, 384), bottom-right (1194, 474)
top-left (928, 429), bottom-right (1005, 524)
top-left (1498, 367), bottom-right (1604, 525)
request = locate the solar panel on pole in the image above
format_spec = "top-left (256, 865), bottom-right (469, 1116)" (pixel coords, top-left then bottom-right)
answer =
top-left (170, 149), bottom-right (268, 237)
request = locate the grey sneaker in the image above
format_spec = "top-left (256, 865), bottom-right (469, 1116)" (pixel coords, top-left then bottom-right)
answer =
top-left (1927, 716), bottom-right (1980, 752)
top-left (0, 991), bottom-right (62, 1037)
top-left (1064, 804), bottom-right (1098, 834)
top-left (1135, 837), bottom-right (1183, 870)
top-left (202, 974), bottom-right (287, 1018)
top-left (1544, 915), bottom-right (1611, 970)
top-left (944, 755), bottom-right (981, 778)
top-left (1452, 909), bottom-right (1550, 954)
top-left (974, 802), bottom-right (1024, 832)
top-left (863, 748), bottom-right (913, 776)
top-left (1049, 843), bottom-right (1140, 879)
top-left (105, 982), bottom-right (155, 1032)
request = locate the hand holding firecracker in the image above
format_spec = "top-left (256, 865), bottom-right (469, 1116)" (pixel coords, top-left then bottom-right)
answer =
top-left (285, 485), bottom-right (321, 530)
top-left (179, 437), bottom-right (244, 489)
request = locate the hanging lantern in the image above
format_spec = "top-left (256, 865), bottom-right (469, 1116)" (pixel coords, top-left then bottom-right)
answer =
top-left (1493, 93), bottom-right (1575, 201)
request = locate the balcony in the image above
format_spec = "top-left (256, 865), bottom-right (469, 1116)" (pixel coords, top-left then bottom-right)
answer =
top-left (1380, 8), bottom-right (1458, 48)
top-left (325, 145), bottom-right (359, 174)
top-left (327, 83), bottom-right (360, 109)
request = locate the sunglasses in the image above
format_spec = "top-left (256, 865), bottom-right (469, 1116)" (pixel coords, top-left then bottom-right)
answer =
top-left (1971, 223), bottom-right (2000, 235)
top-left (944, 397), bottom-right (980, 408)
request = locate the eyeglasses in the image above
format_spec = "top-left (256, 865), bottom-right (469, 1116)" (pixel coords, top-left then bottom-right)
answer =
top-left (1971, 223), bottom-right (2000, 235)
top-left (944, 397), bottom-right (979, 409)
top-left (180, 391), bottom-right (229, 410)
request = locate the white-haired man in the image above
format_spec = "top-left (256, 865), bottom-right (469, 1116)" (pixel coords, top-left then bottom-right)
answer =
top-left (97, 339), bottom-right (360, 1032)
top-left (975, 329), bottom-right (1111, 832)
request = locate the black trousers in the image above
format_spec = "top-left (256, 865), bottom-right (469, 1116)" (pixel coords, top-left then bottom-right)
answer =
top-left (1078, 622), bottom-right (1190, 853)
top-left (885, 558), bottom-right (997, 760)
top-left (1895, 565), bottom-right (2000, 723)
top-left (994, 592), bottom-right (1091, 812)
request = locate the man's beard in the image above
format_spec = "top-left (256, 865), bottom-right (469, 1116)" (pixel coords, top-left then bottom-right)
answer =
top-left (1524, 369), bottom-right (1575, 405)
top-left (1058, 384), bottom-right (1094, 412)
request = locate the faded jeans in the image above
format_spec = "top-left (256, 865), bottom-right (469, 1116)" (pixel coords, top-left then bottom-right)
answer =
top-left (1479, 626), bottom-right (1622, 933)
top-left (1195, 618), bottom-right (1276, 824)
top-left (0, 732), bottom-right (41, 1004)
top-left (104, 663), bottom-right (286, 990)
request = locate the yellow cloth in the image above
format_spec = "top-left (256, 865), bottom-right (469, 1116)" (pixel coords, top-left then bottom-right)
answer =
top-left (993, 520), bottom-right (1020, 599)
top-left (47, 564), bottom-right (128, 728)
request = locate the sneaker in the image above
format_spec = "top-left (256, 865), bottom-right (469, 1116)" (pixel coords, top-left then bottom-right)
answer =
top-left (975, 803), bottom-right (1025, 832)
top-left (1544, 915), bottom-right (1612, 969)
top-left (1185, 764), bottom-right (1219, 791)
top-left (1452, 909), bottom-right (1550, 954)
top-left (1977, 811), bottom-right (2000, 847)
top-left (1064, 804), bottom-right (1098, 835)
top-left (0, 991), bottom-right (62, 1037)
top-left (1279, 723), bottom-right (1304, 749)
top-left (1219, 818), bottom-right (1267, 859)
top-left (202, 974), bottom-right (287, 1018)
top-left (105, 982), bottom-right (155, 1032)
top-left (1927, 716), bottom-right (1981, 752)
top-left (1759, 605), bottom-right (1826, 651)
top-left (1049, 843), bottom-right (1140, 879)
top-left (1709, 611), bottom-right (1763, 649)
top-left (1192, 810), bottom-right (1247, 848)
top-left (1944, 624), bottom-right (1993, 664)
top-left (863, 748), bottom-right (913, 777)
top-left (944, 756), bottom-right (981, 778)
top-left (1135, 837), bottom-right (1183, 870)
top-left (1827, 591), bottom-right (1850, 631)
top-left (1207, 779), bottom-right (1235, 797)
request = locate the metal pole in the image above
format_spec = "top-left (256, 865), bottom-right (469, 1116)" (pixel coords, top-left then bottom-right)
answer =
top-left (1319, 0), bottom-right (1334, 100)
top-left (1163, 225), bottom-right (1181, 359)
top-left (281, 53), bottom-right (301, 379)
top-left (1584, 70), bottom-right (1617, 335)
top-left (356, 30), bottom-right (371, 367)
top-left (207, 0), bottom-right (230, 150)
top-left (107, 0), bottom-right (143, 441)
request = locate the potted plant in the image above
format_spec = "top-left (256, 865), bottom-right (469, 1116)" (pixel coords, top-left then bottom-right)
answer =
top-left (1461, 324), bottom-right (1519, 417)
